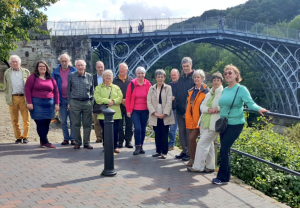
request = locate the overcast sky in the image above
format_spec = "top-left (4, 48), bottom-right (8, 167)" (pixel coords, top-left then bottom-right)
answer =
top-left (45, 0), bottom-right (248, 21)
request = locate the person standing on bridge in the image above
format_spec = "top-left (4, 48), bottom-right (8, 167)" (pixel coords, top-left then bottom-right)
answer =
top-left (3, 55), bottom-right (31, 144)
top-left (92, 61), bottom-right (105, 143)
top-left (212, 64), bottom-right (268, 185)
top-left (113, 63), bottom-right (133, 148)
top-left (174, 57), bottom-right (195, 162)
top-left (67, 60), bottom-right (94, 149)
top-left (52, 53), bottom-right (77, 146)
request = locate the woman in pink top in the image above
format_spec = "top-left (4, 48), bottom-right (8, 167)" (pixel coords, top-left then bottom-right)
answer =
top-left (25, 61), bottom-right (59, 148)
top-left (126, 66), bottom-right (151, 155)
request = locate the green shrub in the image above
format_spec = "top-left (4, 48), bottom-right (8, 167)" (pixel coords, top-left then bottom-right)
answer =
top-left (284, 122), bottom-right (300, 144)
top-left (231, 117), bottom-right (300, 208)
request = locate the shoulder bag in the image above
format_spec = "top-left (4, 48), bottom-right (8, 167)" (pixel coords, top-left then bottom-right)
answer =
top-left (215, 86), bottom-right (240, 133)
top-left (93, 87), bottom-right (112, 114)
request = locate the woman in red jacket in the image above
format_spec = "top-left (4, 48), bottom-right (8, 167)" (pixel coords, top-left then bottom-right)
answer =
top-left (185, 69), bottom-right (208, 166)
top-left (126, 66), bottom-right (152, 155)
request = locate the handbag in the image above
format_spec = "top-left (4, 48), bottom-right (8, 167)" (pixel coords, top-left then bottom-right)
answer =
top-left (93, 87), bottom-right (112, 114)
top-left (215, 86), bottom-right (240, 133)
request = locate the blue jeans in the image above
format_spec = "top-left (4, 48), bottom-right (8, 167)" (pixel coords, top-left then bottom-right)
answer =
top-left (131, 110), bottom-right (149, 146)
top-left (59, 98), bottom-right (74, 141)
top-left (168, 109), bottom-right (178, 147)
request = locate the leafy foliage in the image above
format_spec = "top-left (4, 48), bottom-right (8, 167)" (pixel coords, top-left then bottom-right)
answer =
top-left (0, 0), bottom-right (59, 63)
top-left (231, 117), bottom-right (300, 207)
top-left (284, 122), bottom-right (300, 144)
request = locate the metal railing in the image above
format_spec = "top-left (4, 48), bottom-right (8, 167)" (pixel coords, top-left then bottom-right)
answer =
top-left (47, 16), bottom-right (300, 42)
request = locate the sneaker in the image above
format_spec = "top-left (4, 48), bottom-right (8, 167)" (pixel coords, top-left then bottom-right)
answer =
top-left (160, 154), bottom-right (167, 159)
top-left (45, 143), bottom-right (56, 148)
top-left (212, 178), bottom-right (227, 185)
top-left (187, 167), bottom-right (203, 172)
top-left (152, 153), bottom-right (161, 157)
top-left (204, 168), bottom-right (215, 173)
top-left (22, 139), bottom-right (29, 144)
top-left (168, 146), bottom-right (174, 151)
top-left (15, 139), bottom-right (22, 144)
top-left (40, 142), bottom-right (46, 147)
top-left (61, 140), bottom-right (69, 145)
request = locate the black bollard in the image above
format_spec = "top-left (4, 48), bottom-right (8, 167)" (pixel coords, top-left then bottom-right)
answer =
top-left (101, 108), bottom-right (117, 177)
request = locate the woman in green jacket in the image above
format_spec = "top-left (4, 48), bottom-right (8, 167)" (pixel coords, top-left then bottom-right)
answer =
top-left (94, 70), bottom-right (123, 153)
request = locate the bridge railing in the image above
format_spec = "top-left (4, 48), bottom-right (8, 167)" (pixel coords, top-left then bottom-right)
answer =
top-left (47, 16), bottom-right (300, 42)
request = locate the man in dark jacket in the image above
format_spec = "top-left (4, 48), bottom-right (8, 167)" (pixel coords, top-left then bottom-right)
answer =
top-left (92, 61), bottom-right (104, 143)
top-left (174, 57), bottom-right (195, 161)
top-left (113, 63), bottom-right (133, 148)
top-left (52, 53), bottom-right (77, 145)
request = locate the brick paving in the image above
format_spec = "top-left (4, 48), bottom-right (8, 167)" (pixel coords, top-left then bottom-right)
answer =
top-left (0, 92), bottom-right (289, 208)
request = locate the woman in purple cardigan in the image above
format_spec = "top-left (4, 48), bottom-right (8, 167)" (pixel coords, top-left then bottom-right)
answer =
top-left (25, 61), bottom-right (59, 148)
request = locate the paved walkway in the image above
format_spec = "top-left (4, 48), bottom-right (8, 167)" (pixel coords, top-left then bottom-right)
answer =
top-left (0, 142), bottom-right (287, 208)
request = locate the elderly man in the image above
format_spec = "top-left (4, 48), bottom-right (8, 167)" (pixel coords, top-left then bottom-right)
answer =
top-left (3, 55), bottom-right (31, 144)
top-left (92, 61), bottom-right (104, 143)
top-left (168, 68), bottom-right (180, 151)
top-left (174, 57), bottom-right (195, 161)
top-left (67, 60), bottom-right (94, 149)
top-left (113, 63), bottom-right (133, 148)
top-left (52, 53), bottom-right (77, 145)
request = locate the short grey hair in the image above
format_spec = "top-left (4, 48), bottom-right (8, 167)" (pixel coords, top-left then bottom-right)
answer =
top-left (119, 62), bottom-right (128, 69)
top-left (154, 69), bottom-right (166, 78)
top-left (9, 55), bottom-right (21, 64)
top-left (102, 69), bottom-right (113, 81)
top-left (192, 69), bottom-right (205, 80)
top-left (58, 53), bottom-right (72, 66)
top-left (136, 66), bottom-right (146, 74)
top-left (96, 61), bottom-right (104, 66)
top-left (181, 57), bottom-right (192, 65)
top-left (171, 68), bottom-right (179, 74)
top-left (75, 59), bottom-right (86, 66)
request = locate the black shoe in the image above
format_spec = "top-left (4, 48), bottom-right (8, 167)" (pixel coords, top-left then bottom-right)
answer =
top-left (22, 139), bottom-right (29, 144)
top-left (118, 144), bottom-right (123, 148)
top-left (139, 146), bottom-right (145, 154)
top-left (61, 140), bottom-right (69, 145)
top-left (175, 152), bottom-right (186, 159)
top-left (133, 146), bottom-right (141, 155)
top-left (15, 139), bottom-right (22, 144)
top-left (125, 142), bottom-right (133, 148)
top-left (182, 155), bottom-right (190, 161)
top-left (152, 153), bottom-right (161, 157)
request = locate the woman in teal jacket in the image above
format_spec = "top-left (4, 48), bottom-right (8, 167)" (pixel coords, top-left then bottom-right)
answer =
top-left (94, 70), bottom-right (123, 153)
top-left (212, 64), bottom-right (268, 185)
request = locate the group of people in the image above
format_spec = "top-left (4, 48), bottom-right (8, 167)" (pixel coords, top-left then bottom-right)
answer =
top-left (3, 54), bottom-right (268, 185)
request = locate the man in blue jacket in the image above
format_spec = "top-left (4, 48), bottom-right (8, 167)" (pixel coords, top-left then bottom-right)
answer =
top-left (52, 53), bottom-right (77, 145)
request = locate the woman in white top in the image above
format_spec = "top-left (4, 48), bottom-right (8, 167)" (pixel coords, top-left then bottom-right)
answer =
top-left (187, 72), bottom-right (224, 172)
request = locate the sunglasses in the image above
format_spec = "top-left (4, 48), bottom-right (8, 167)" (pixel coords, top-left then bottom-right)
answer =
top-left (224, 71), bottom-right (233, 76)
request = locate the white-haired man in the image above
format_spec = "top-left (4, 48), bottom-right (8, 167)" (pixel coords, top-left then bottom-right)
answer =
top-left (92, 61), bottom-right (104, 143)
top-left (52, 53), bottom-right (77, 145)
top-left (113, 63), bottom-right (133, 148)
top-left (67, 60), bottom-right (94, 149)
top-left (3, 55), bottom-right (31, 144)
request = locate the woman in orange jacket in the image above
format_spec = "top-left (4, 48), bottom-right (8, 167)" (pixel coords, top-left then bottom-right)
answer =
top-left (185, 69), bottom-right (209, 166)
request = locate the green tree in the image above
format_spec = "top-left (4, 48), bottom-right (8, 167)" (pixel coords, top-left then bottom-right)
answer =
top-left (0, 0), bottom-right (59, 66)
top-left (289, 15), bottom-right (300, 29)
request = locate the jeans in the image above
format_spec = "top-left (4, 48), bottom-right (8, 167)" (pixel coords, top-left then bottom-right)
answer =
top-left (118, 105), bottom-right (133, 144)
top-left (99, 119), bottom-right (120, 149)
top-left (217, 124), bottom-right (244, 182)
top-left (168, 109), bottom-right (178, 147)
top-left (34, 119), bottom-right (51, 144)
top-left (153, 118), bottom-right (169, 155)
top-left (59, 98), bottom-right (74, 141)
top-left (131, 110), bottom-right (149, 146)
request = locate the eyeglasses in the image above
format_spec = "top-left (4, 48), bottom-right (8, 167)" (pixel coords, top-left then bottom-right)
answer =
top-left (224, 71), bottom-right (233, 76)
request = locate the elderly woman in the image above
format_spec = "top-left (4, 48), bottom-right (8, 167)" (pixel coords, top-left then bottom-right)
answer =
top-left (25, 61), bottom-right (59, 148)
top-left (185, 69), bottom-right (209, 166)
top-left (94, 70), bottom-right (123, 153)
top-left (187, 72), bottom-right (224, 173)
top-left (126, 66), bottom-right (152, 155)
top-left (212, 64), bottom-right (268, 185)
top-left (147, 69), bottom-right (175, 159)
